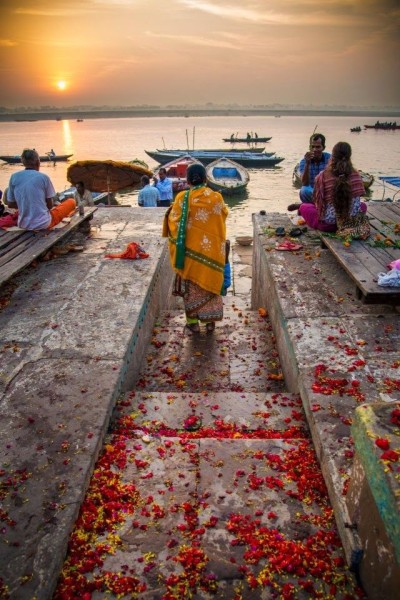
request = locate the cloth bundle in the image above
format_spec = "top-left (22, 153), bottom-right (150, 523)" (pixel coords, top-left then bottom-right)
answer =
top-left (105, 242), bottom-right (149, 260)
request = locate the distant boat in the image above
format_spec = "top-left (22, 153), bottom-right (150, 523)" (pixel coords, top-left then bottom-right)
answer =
top-left (350, 126), bottom-right (362, 132)
top-left (223, 135), bottom-right (271, 143)
top-left (292, 163), bottom-right (374, 190)
top-left (77, 119), bottom-right (84, 122)
top-left (0, 153), bottom-right (73, 164)
top-left (206, 157), bottom-right (249, 195)
top-left (364, 121), bottom-right (400, 130)
top-left (145, 150), bottom-right (281, 168)
top-left (154, 154), bottom-right (202, 194)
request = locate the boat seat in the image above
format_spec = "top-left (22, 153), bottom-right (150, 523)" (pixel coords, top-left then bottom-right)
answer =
top-left (213, 167), bottom-right (239, 179)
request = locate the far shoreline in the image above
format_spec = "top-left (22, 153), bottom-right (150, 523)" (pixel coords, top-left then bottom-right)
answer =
top-left (1, 108), bottom-right (400, 123)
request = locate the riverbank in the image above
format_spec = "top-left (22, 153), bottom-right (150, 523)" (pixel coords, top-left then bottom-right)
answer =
top-left (1, 108), bottom-right (400, 122)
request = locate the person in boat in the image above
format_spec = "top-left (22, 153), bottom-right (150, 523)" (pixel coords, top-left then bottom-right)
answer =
top-left (153, 167), bottom-right (173, 207)
top-left (296, 133), bottom-right (331, 203)
top-left (138, 175), bottom-right (160, 207)
top-left (163, 163), bottom-right (228, 333)
top-left (289, 141), bottom-right (367, 233)
top-left (6, 149), bottom-right (76, 230)
top-left (74, 181), bottom-right (94, 208)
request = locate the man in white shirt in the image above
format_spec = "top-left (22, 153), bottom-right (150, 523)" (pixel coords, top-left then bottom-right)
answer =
top-left (7, 149), bottom-right (76, 229)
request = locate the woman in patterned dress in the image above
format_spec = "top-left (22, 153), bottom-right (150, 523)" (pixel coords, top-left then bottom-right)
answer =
top-left (163, 163), bottom-right (228, 333)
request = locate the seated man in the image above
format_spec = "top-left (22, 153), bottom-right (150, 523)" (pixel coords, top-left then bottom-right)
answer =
top-left (7, 149), bottom-right (76, 229)
top-left (74, 181), bottom-right (94, 207)
top-left (297, 133), bottom-right (331, 204)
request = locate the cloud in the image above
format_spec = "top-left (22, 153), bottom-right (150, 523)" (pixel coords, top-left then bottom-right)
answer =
top-left (0, 39), bottom-right (17, 47)
top-left (14, 6), bottom-right (96, 17)
top-left (145, 30), bottom-right (240, 50)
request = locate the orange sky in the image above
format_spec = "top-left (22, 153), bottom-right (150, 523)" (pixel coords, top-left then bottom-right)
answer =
top-left (0, 0), bottom-right (399, 108)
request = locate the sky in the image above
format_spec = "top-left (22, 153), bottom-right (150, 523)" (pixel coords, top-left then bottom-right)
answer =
top-left (1, 0), bottom-right (399, 109)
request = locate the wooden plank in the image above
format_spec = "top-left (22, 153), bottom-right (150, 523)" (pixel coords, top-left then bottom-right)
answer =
top-left (0, 208), bottom-right (97, 287)
top-left (322, 236), bottom-right (400, 304)
top-left (0, 232), bottom-right (34, 261)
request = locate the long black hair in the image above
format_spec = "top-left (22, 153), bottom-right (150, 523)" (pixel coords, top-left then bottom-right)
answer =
top-left (187, 163), bottom-right (206, 186)
top-left (330, 141), bottom-right (354, 219)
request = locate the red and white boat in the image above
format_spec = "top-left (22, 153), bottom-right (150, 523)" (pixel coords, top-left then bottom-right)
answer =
top-left (154, 154), bottom-right (202, 194)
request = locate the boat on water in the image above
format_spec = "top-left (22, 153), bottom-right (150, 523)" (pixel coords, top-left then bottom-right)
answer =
top-left (159, 146), bottom-right (266, 153)
top-left (0, 153), bottom-right (73, 164)
top-left (364, 121), bottom-right (400, 130)
top-left (145, 150), bottom-right (281, 168)
top-left (350, 126), bottom-right (362, 132)
top-left (154, 154), bottom-right (202, 194)
top-left (223, 135), bottom-right (271, 143)
top-left (292, 163), bottom-right (374, 191)
top-left (57, 187), bottom-right (115, 205)
top-left (206, 157), bottom-right (249, 196)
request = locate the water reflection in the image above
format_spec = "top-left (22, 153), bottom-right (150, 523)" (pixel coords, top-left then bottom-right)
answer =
top-left (62, 120), bottom-right (73, 155)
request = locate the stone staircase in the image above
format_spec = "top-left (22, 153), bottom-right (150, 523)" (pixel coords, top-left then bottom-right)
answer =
top-left (54, 301), bottom-right (362, 599)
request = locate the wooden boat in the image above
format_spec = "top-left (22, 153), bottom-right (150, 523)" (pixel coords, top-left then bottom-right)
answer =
top-left (159, 147), bottom-right (266, 153)
top-left (292, 162), bottom-right (374, 191)
top-left (350, 126), bottom-right (362, 132)
top-left (223, 135), bottom-right (271, 143)
top-left (154, 154), bottom-right (202, 193)
top-left (146, 150), bottom-right (281, 168)
top-left (364, 122), bottom-right (400, 130)
top-left (0, 153), bottom-right (73, 164)
top-left (57, 187), bottom-right (115, 205)
top-left (67, 159), bottom-right (152, 192)
top-left (206, 157), bottom-right (249, 195)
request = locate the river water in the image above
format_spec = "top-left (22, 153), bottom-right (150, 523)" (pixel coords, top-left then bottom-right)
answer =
top-left (1, 114), bottom-right (399, 237)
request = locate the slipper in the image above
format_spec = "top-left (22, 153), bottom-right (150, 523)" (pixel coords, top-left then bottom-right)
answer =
top-left (276, 241), bottom-right (303, 251)
top-left (287, 203), bottom-right (301, 212)
top-left (289, 227), bottom-right (302, 237)
top-left (275, 226), bottom-right (286, 236)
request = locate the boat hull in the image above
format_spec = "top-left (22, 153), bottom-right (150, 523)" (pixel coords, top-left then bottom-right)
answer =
top-left (0, 154), bottom-right (73, 164)
top-left (222, 137), bottom-right (271, 143)
top-left (146, 150), bottom-right (282, 168)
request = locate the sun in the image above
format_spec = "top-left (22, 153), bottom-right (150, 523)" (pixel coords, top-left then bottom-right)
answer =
top-left (56, 80), bottom-right (67, 91)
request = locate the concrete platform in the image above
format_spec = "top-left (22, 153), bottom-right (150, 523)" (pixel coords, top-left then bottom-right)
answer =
top-left (252, 212), bottom-right (400, 588)
top-left (0, 208), bottom-right (171, 599)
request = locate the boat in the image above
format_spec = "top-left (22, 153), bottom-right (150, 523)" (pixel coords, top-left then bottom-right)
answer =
top-left (364, 121), bottom-right (400, 130)
top-left (145, 150), bottom-right (282, 168)
top-left (350, 126), bottom-right (362, 132)
top-left (154, 154), bottom-right (202, 194)
top-left (377, 176), bottom-right (400, 202)
top-left (223, 135), bottom-right (271, 143)
top-left (292, 162), bottom-right (374, 191)
top-left (67, 159), bottom-right (152, 192)
top-left (57, 187), bottom-right (115, 205)
top-left (206, 157), bottom-right (249, 195)
top-left (160, 147), bottom-right (266, 153)
top-left (0, 153), bottom-right (74, 164)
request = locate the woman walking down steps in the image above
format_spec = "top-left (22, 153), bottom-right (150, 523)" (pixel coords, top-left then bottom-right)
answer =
top-left (55, 257), bottom-right (362, 598)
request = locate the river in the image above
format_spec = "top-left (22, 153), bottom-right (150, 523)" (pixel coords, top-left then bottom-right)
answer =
top-left (1, 114), bottom-right (399, 237)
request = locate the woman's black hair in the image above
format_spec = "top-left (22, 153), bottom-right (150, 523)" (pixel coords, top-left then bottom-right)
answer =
top-left (187, 163), bottom-right (206, 185)
top-left (330, 141), bottom-right (354, 219)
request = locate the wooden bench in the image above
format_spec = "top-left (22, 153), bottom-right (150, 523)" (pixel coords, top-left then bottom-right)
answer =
top-left (320, 202), bottom-right (400, 304)
top-left (0, 207), bottom-right (97, 288)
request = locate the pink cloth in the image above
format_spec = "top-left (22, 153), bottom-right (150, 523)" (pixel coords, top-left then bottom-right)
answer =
top-left (299, 202), bottom-right (367, 232)
top-left (0, 212), bottom-right (19, 229)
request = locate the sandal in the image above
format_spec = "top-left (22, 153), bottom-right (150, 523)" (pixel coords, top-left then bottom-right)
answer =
top-left (289, 227), bottom-right (302, 237)
top-left (275, 241), bottom-right (303, 251)
top-left (275, 226), bottom-right (286, 236)
top-left (287, 203), bottom-right (301, 212)
top-left (206, 322), bottom-right (215, 333)
top-left (185, 322), bottom-right (200, 333)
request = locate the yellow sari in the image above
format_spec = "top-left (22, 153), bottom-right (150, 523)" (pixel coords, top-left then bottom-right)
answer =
top-left (163, 185), bottom-right (228, 295)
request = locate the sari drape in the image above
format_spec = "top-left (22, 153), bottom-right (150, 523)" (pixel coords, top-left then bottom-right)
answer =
top-left (163, 185), bottom-right (228, 296)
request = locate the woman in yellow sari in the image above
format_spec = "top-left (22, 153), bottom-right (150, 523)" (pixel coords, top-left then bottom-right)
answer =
top-left (163, 163), bottom-right (228, 333)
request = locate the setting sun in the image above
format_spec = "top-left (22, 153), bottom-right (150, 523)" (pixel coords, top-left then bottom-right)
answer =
top-left (56, 80), bottom-right (67, 91)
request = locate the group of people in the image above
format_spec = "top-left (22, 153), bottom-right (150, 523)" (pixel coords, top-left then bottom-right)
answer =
top-left (138, 168), bottom-right (173, 208)
top-left (289, 133), bottom-right (369, 238)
